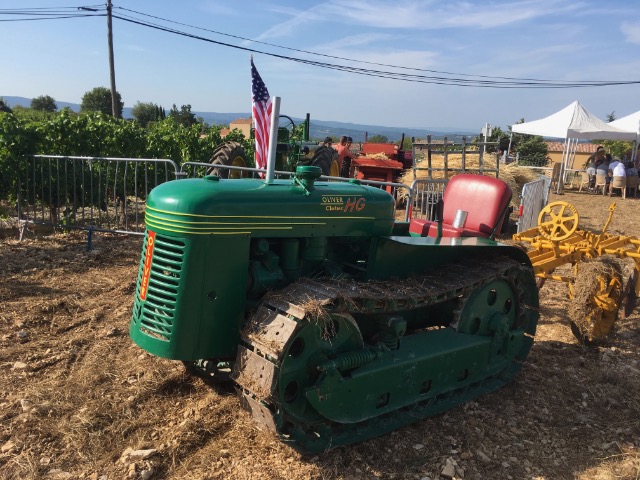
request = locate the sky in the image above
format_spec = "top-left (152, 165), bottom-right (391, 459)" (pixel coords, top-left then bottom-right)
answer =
top-left (2, 0), bottom-right (640, 132)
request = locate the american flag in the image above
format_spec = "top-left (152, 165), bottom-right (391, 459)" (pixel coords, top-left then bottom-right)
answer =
top-left (251, 58), bottom-right (272, 174)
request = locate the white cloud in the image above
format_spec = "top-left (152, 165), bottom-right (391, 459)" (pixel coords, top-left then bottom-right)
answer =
top-left (322, 0), bottom-right (584, 30)
top-left (251, 5), bottom-right (325, 41)
top-left (621, 21), bottom-right (640, 44)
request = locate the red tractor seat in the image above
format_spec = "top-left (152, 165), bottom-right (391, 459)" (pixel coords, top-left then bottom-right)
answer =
top-left (409, 174), bottom-right (512, 239)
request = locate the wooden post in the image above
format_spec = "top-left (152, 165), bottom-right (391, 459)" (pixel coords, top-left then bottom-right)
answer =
top-left (107, 0), bottom-right (118, 118)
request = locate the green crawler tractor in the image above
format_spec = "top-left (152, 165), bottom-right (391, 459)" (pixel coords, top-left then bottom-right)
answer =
top-left (207, 114), bottom-right (339, 178)
top-left (130, 167), bottom-right (539, 453)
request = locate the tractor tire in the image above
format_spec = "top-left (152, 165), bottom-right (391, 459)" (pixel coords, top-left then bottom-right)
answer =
top-left (311, 146), bottom-right (338, 176)
top-left (207, 141), bottom-right (248, 179)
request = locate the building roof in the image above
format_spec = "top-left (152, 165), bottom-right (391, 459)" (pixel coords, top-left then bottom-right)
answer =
top-left (231, 118), bottom-right (252, 125)
top-left (545, 141), bottom-right (599, 153)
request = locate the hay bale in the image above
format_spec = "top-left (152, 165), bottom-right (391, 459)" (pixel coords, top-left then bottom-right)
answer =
top-left (359, 153), bottom-right (390, 160)
top-left (398, 154), bottom-right (540, 207)
top-left (568, 256), bottom-right (623, 342)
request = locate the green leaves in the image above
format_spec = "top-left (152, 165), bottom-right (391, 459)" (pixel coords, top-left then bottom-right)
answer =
top-left (80, 87), bottom-right (124, 117)
top-left (0, 110), bottom-right (254, 202)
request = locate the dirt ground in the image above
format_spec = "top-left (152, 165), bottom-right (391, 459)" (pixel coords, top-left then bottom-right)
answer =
top-left (1, 188), bottom-right (639, 480)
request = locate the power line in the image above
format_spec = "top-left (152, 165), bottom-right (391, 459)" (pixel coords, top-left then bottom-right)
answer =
top-left (113, 5), bottom-right (637, 87)
top-left (0, 4), bottom-right (103, 10)
top-left (111, 13), bottom-right (640, 89)
top-left (4, 4), bottom-right (640, 89)
top-left (0, 14), bottom-right (103, 22)
top-left (0, 5), bottom-right (104, 21)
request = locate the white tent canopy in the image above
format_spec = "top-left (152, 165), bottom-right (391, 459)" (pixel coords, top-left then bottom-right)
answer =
top-left (510, 101), bottom-right (637, 193)
top-left (610, 110), bottom-right (640, 163)
top-left (609, 110), bottom-right (640, 135)
top-left (511, 101), bottom-right (637, 141)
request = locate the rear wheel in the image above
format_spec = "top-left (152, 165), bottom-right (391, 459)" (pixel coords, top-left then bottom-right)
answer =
top-left (207, 141), bottom-right (248, 179)
top-left (311, 146), bottom-right (337, 176)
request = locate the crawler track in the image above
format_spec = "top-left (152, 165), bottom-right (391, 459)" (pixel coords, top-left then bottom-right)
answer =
top-left (232, 255), bottom-right (538, 453)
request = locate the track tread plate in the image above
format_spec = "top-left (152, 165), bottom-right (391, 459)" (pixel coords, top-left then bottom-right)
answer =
top-left (238, 391), bottom-right (277, 432)
top-left (240, 306), bottom-right (299, 360)
top-left (231, 345), bottom-right (277, 400)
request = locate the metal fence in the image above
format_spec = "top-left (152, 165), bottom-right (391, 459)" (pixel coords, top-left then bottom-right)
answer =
top-left (16, 155), bottom-right (180, 236)
top-left (516, 176), bottom-right (551, 233)
top-left (14, 157), bottom-right (417, 236)
top-left (19, 154), bottom-right (556, 239)
top-left (407, 178), bottom-right (448, 221)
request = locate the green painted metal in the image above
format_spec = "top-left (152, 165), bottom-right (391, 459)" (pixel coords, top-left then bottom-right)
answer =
top-left (143, 174), bottom-right (395, 238)
top-left (305, 329), bottom-right (506, 423)
top-left (129, 168), bottom-right (540, 453)
top-left (130, 231), bottom-right (250, 360)
top-left (234, 256), bottom-right (538, 453)
top-left (365, 235), bottom-right (532, 280)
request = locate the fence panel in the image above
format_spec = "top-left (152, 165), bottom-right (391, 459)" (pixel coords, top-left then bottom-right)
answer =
top-left (516, 176), bottom-right (551, 233)
top-left (411, 136), bottom-right (500, 179)
top-left (16, 155), bottom-right (180, 235)
top-left (407, 179), bottom-right (448, 221)
top-left (15, 157), bottom-right (413, 236)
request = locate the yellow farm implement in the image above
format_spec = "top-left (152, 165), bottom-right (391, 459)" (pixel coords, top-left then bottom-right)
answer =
top-left (513, 201), bottom-right (640, 343)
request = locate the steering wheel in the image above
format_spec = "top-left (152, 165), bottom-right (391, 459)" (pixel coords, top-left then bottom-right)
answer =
top-left (278, 115), bottom-right (296, 142)
top-left (537, 201), bottom-right (579, 241)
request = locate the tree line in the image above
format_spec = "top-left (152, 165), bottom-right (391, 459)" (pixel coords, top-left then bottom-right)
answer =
top-left (1, 88), bottom-right (203, 129)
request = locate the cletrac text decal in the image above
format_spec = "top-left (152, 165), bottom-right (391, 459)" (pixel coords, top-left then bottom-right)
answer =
top-left (139, 230), bottom-right (156, 301)
top-left (321, 196), bottom-right (366, 213)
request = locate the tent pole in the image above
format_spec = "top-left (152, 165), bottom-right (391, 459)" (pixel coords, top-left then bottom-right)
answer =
top-left (634, 120), bottom-right (640, 167)
top-left (557, 138), bottom-right (568, 194)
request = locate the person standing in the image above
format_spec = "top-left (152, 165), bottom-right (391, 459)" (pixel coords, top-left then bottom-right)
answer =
top-left (336, 136), bottom-right (355, 178)
top-left (586, 146), bottom-right (606, 188)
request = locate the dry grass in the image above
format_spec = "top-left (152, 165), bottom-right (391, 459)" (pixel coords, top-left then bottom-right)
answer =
top-left (0, 190), bottom-right (639, 480)
top-left (398, 154), bottom-right (541, 207)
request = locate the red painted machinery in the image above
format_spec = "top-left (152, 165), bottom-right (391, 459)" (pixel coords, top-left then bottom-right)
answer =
top-left (351, 157), bottom-right (404, 193)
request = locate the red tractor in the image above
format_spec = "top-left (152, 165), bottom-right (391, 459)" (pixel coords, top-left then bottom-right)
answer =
top-left (350, 134), bottom-right (412, 190)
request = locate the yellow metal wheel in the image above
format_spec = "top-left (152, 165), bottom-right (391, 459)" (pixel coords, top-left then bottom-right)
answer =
top-left (537, 201), bottom-right (579, 241)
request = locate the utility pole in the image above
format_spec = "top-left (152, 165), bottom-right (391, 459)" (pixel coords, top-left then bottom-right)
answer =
top-left (106, 0), bottom-right (118, 118)
top-left (481, 123), bottom-right (493, 156)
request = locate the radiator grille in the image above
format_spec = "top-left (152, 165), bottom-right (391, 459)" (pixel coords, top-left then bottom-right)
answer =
top-left (135, 233), bottom-right (185, 341)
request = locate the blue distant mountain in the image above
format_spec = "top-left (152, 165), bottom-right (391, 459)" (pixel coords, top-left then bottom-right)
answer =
top-left (2, 96), bottom-right (475, 142)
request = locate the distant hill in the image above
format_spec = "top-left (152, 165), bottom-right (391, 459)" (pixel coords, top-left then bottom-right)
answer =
top-left (2, 96), bottom-right (475, 142)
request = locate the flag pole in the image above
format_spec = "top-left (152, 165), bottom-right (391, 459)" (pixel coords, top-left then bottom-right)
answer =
top-left (265, 96), bottom-right (280, 184)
